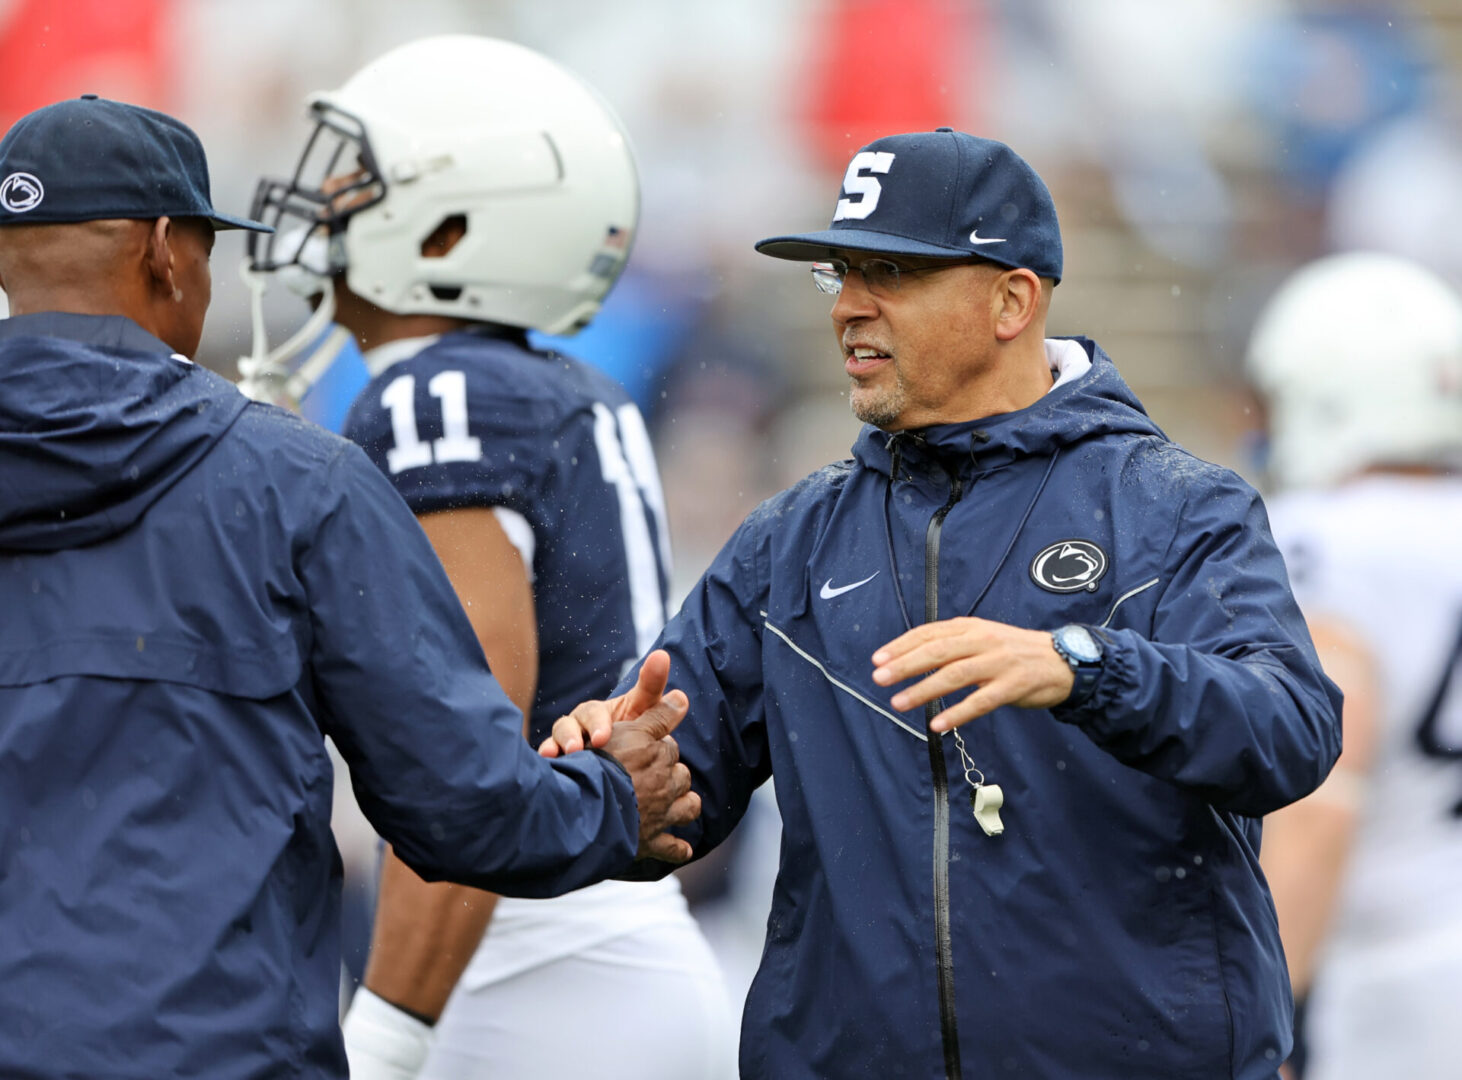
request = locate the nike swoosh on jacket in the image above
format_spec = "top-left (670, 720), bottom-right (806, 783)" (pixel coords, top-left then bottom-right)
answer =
top-left (819, 572), bottom-right (879, 599)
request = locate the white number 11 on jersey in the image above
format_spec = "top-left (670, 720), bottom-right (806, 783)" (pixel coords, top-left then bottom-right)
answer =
top-left (381, 371), bottom-right (483, 474)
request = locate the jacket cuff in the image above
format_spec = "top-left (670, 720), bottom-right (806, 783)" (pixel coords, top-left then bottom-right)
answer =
top-left (591, 746), bottom-right (632, 784)
top-left (587, 747), bottom-right (639, 846)
top-left (614, 856), bottom-right (678, 883)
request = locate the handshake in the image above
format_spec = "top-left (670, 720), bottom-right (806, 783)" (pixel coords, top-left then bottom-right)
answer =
top-left (541, 649), bottom-right (701, 863)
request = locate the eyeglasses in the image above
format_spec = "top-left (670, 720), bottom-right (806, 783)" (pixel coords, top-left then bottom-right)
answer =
top-left (810, 257), bottom-right (973, 296)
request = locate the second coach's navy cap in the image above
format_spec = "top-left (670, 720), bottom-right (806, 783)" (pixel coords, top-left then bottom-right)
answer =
top-left (0, 95), bottom-right (271, 232)
top-left (756, 128), bottom-right (1061, 282)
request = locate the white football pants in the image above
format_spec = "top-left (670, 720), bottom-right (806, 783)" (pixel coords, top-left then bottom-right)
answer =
top-left (420, 920), bottom-right (739, 1080)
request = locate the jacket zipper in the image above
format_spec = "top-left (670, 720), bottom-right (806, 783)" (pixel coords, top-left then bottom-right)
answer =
top-left (926, 466), bottom-right (965, 1080)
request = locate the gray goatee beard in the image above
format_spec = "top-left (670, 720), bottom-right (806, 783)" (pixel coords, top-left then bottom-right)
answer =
top-left (850, 374), bottom-right (906, 429)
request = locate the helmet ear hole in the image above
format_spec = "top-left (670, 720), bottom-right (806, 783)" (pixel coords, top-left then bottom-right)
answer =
top-left (421, 214), bottom-right (467, 259)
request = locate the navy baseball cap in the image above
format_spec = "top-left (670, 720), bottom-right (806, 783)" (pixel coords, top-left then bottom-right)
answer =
top-left (0, 95), bottom-right (270, 232)
top-left (756, 128), bottom-right (1061, 282)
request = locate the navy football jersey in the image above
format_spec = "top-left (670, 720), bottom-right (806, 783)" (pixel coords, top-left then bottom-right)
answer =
top-left (343, 328), bottom-right (672, 741)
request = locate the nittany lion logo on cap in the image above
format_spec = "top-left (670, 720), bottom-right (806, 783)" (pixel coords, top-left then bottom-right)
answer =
top-left (0, 172), bottom-right (44, 213)
top-left (1030, 539), bottom-right (1107, 593)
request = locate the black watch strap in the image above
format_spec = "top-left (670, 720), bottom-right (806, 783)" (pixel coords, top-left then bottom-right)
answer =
top-left (1051, 625), bottom-right (1103, 708)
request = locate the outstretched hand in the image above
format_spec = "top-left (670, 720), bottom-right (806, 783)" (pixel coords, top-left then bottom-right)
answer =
top-left (539, 650), bottom-right (672, 758)
top-left (539, 651), bottom-right (701, 862)
top-left (872, 617), bottom-right (1075, 732)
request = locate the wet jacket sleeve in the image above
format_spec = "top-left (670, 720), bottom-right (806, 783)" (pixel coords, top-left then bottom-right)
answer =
top-left (616, 517), bottom-right (772, 880)
top-left (300, 444), bottom-right (641, 895)
top-left (1052, 478), bottom-right (1342, 817)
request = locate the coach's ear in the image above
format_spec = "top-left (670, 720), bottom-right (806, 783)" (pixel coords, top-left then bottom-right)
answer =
top-left (145, 216), bottom-right (178, 298)
top-left (992, 267), bottom-right (1042, 343)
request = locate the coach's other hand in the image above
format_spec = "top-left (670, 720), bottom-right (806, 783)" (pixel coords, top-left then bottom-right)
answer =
top-left (872, 616), bottom-right (1076, 732)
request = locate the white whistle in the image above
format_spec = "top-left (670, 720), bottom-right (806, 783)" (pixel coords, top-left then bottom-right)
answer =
top-left (971, 783), bottom-right (1005, 837)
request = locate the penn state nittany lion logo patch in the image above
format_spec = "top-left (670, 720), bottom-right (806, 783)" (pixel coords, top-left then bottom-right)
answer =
top-left (0, 172), bottom-right (43, 213)
top-left (1030, 539), bottom-right (1107, 593)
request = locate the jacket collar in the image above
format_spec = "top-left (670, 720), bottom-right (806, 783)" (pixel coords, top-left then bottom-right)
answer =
top-left (0, 312), bottom-right (182, 357)
top-left (852, 337), bottom-right (1161, 480)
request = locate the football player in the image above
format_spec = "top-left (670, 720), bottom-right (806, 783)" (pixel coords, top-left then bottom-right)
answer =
top-left (1249, 251), bottom-right (1462, 1080)
top-left (246, 35), bottom-right (736, 1080)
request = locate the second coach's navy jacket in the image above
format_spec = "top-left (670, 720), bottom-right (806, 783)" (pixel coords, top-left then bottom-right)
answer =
top-left (0, 314), bottom-right (640, 1080)
top-left (629, 338), bottom-right (1341, 1079)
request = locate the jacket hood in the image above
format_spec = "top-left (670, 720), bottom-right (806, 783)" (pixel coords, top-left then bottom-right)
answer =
top-left (853, 337), bottom-right (1165, 477)
top-left (0, 313), bottom-right (247, 551)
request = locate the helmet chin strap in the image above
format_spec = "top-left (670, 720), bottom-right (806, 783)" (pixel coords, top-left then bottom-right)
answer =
top-left (236, 259), bottom-right (351, 411)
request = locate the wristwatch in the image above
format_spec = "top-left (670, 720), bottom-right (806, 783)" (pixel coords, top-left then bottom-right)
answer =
top-left (1050, 624), bottom-right (1103, 707)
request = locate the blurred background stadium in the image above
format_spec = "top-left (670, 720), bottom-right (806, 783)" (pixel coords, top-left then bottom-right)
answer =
top-left (4, 0), bottom-right (1458, 565)
top-left (5, 0), bottom-right (1459, 1023)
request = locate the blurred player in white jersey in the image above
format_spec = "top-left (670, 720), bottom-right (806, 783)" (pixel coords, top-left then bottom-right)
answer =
top-left (243, 36), bottom-right (736, 1080)
top-left (1248, 252), bottom-right (1462, 1080)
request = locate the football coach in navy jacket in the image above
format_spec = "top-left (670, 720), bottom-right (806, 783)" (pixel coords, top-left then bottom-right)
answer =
top-left (548, 130), bottom-right (1342, 1079)
top-left (0, 96), bottom-right (699, 1080)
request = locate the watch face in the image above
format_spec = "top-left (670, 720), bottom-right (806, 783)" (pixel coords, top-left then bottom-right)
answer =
top-left (1057, 625), bottom-right (1101, 664)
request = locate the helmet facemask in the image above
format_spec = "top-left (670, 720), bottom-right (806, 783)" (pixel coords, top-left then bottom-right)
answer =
top-left (236, 102), bottom-right (385, 407)
top-left (248, 101), bottom-right (385, 276)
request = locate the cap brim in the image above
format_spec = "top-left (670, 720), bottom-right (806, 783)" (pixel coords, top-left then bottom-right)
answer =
top-left (208, 210), bottom-right (273, 233)
top-left (755, 227), bottom-right (973, 262)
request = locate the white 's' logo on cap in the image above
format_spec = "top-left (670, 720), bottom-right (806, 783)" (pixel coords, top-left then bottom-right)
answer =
top-left (834, 152), bottom-right (894, 222)
top-left (0, 172), bottom-right (43, 213)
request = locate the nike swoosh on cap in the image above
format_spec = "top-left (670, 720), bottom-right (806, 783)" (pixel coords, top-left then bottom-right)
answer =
top-left (969, 229), bottom-right (1007, 245)
top-left (820, 572), bottom-right (879, 599)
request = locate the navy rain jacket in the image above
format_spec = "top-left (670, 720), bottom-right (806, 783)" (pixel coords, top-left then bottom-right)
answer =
top-left (0, 314), bottom-right (641, 1080)
top-left (627, 338), bottom-right (1341, 1079)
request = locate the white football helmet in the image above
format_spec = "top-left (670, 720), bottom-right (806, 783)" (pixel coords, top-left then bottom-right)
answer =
top-left (247, 34), bottom-right (638, 336)
top-left (1246, 252), bottom-right (1462, 489)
